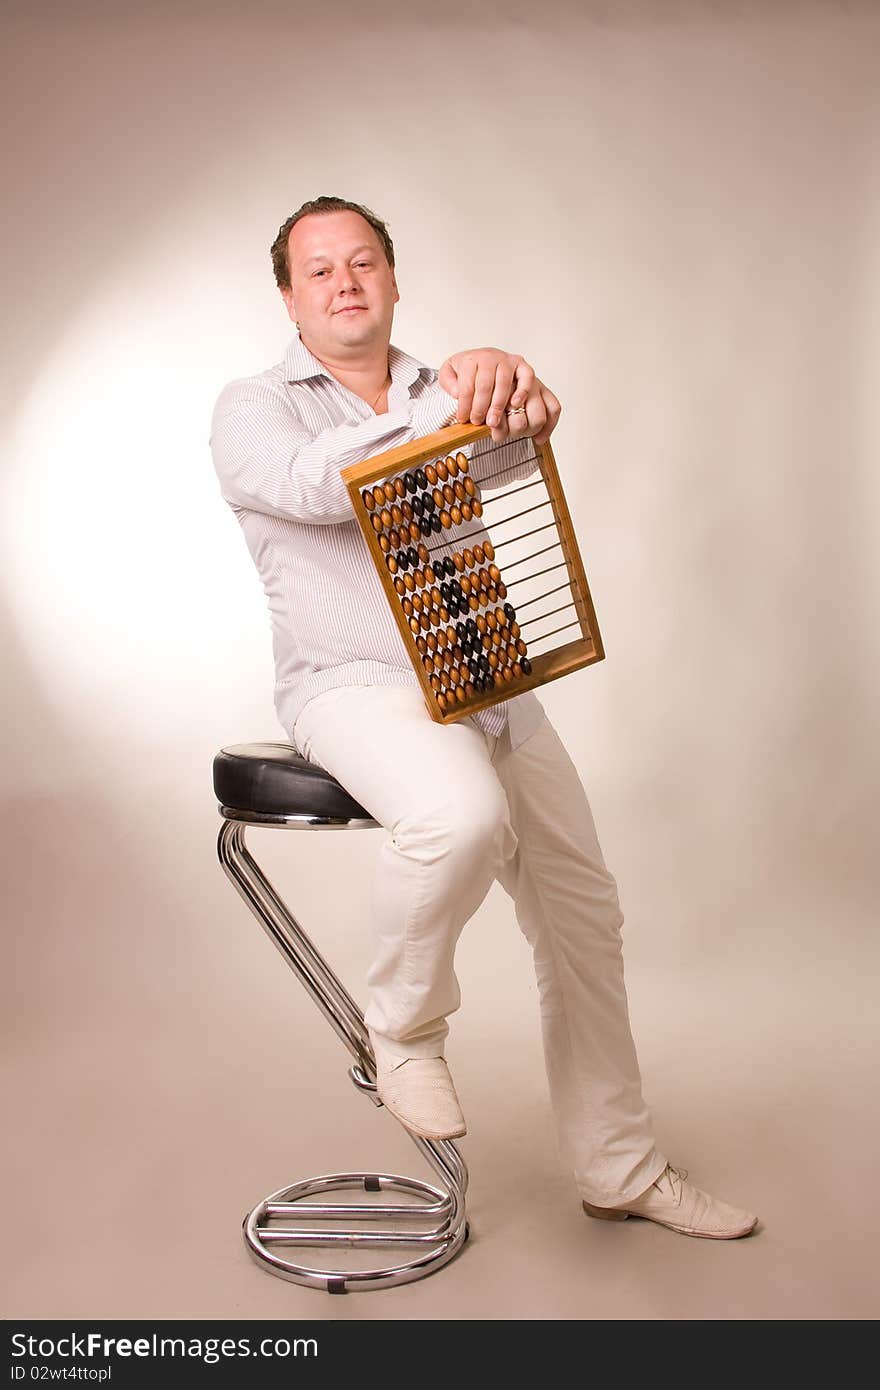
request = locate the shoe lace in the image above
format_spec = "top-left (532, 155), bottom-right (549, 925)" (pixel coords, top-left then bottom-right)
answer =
top-left (655, 1163), bottom-right (688, 1202)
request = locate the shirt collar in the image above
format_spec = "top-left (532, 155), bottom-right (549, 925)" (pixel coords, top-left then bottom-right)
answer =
top-left (284, 332), bottom-right (436, 391)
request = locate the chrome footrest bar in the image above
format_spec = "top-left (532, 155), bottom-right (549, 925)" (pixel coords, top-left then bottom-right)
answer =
top-left (217, 809), bottom-right (470, 1293)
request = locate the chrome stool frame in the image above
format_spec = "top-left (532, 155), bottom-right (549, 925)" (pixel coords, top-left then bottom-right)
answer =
top-left (214, 745), bottom-right (469, 1294)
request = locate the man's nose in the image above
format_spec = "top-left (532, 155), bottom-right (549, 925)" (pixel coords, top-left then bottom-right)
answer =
top-left (336, 268), bottom-right (361, 293)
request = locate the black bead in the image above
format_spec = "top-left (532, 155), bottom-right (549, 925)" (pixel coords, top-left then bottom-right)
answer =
top-left (422, 494), bottom-right (435, 514)
top-left (521, 657), bottom-right (532, 675)
top-left (414, 468), bottom-right (427, 490)
top-left (407, 546), bottom-right (419, 568)
top-left (504, 602), bottom-right (516, 620)
top-left (397, 550), bottom-right (409, 571)
top-left (403, 472), bottom-right (416, 494)
top-left (430, 515), bottom-right (442, 534)
top-left (443, 557), bottom-right (456, 577)
top-left (412, 496), bottom-right (424, 516)
top-left (420, 519), bottom-right (432, 537)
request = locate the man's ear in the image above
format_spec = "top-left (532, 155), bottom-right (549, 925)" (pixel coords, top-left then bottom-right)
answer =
top-left (391, 269), bottom-right (400, 304)
top-left (281, 287), bottom-right (297, 323)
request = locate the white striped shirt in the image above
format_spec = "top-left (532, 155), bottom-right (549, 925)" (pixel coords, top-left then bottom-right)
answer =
top-left (209, 331), bottom-right (545, 750)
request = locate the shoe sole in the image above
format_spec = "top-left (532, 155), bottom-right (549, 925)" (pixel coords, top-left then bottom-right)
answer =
top-left (582, 1200), bottom-right (757, 1239)
top-left (377, 1090), bottom-right (467, 1141)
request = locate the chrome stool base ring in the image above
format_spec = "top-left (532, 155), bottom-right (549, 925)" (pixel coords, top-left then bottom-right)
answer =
top-left (243, 1173), bottom-right (470, 1293)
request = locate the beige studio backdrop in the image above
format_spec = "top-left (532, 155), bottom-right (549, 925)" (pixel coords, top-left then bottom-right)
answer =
top-left (2, 0), bottom-right (878, 1320)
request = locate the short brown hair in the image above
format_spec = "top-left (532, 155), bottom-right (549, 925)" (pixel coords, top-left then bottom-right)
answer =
top-left (270, 196), bottom-right (395, 292)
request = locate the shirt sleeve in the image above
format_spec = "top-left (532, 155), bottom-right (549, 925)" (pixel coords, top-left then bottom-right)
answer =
top-left (210, 379), bottom-right (419, 525)
top-left (467, 432), bottom-right (542, 490)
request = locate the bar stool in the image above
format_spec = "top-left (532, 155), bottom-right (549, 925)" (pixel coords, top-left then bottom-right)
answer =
top-left (212, 742), bottom-right (470, 1294)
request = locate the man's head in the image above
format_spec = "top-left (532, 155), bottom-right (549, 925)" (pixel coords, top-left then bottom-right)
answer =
top-left (270, 196), bottom-right (399, 363)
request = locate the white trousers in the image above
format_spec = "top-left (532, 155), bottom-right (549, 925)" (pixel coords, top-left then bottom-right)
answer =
top-left (291, 684), bottom-right (668, 1205)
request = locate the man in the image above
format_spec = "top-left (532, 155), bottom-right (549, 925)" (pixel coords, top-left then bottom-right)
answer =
top-left (210, 195), bottom-right (758, 1239)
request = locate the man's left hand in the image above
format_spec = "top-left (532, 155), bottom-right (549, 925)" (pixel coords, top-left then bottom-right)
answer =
top-left (439, 348), bottom-right (561, 446)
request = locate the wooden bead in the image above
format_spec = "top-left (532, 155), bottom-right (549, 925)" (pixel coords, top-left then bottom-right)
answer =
top-left (394, 477), bottom-right (406, 498)
top-left (450, 506), bottom-right (462, 525)
top-left (363, 489), bottom-right (376, 510)
top-left (456, 452), bottom-right (469, 473)
top-left (436, 459), bottom-right (448, 481)
top-left (483, 540), bottom-right (494, 560)
top-left (425, 464), bottom-right (437, 485)
top-left (372, 485), bottom-right (385, 507)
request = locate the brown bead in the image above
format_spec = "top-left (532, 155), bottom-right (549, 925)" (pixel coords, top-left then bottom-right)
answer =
top-left (476, 615), bottom-right (487, 633)
top-left (432, 487), bottom-right (444, 508)
top-left (411, 596), bottom-right (423, 614)
top-left (417, 542), bottom-right (429, 563)
top-left (436, 459), bottom-right (448, 481)
top-left (437, 692), bottom-right (447, 713)
top-left (483, 540), bottom-right (494, 560)
top-left (463, 549), bottom-right (475, 569)
top-left (422, 655), bottom-right (434, 673)
top-left (386, 555), bottom-right (398, 573)
top-left (363, 489), bottom-right (376, 510)
top-left (403, 572), bottom-right (415, 591)
top-left (459, 575), bottom-right (472, 596)
top-left (430, 586), bottom-right (442, 607)
top-left (383, 481), bottom-right (396, 502)
top-left (390, 504), bottom-right (403, 525)
top-left (413, 568), bottom-right (425, 588)
top-left (473, 545), bottom-right (485, 565)
top-left (513, 662), bottom-right (523, 678)
top-left (394, 477), bottom-right (406, 498)
top-left (394, 577), bottom-right (405, 595)
top-left (448, 668), bottom-right (459, 686)
top-left (440, 511), bottom-right (452, 528)
top-left (461, 503), bottom-right (473, 522)
top-left (401, 500), bottom-right (414, 521)
top-left (467, 594), bottom-right (479, 610)
top-left (487, 586), bottom-right (498, 603)
top-left (436, 630), bottom-right (448, 649)
top-left (446, 455), bottom-right (459, 478)
top-left (516, 638), bottom-right (527, 655)
top-left (424, 565), bottom-right (436, 584)
top-left (409, 616), bottom-right (420, 633)
top-left (497, 582), bottom-right (507, 599)
top-left (403, 599), bottom-right (414, 617)
top-left (426, 632), bottom-right (437, 650)
top-left (425, 463), bottom-right (437, 485)
top-left (453, 551), bottom-right (465, 572)
top-left (471, 500), bottom-right (483, 518)
top-left (445, 625), bottom-right (457, 645)
top-left (454, 686), bottom-right (467, 704)
top-left (430, 673), bottom-right (442, 691)
top-left (488, 652), bottom-right (499, 669)
top-left (450, 506), bottom-right (462, 525)
top-left (388, 528), bottom-right (400, 549)
top-left (438, 605), bottom-right (450, 624)
top-left (510, 621), bottom-right (520, 638)
top-left (433, 653), bottom-right (444, 671)
top-left (456, 452), bottom-right (469, 474)
top-left (443, 483), bottom-right (455, 505)
top-left (419, 613), bottom-right (431, 631)
top-left (380, 508), bottom-right (392, 529)
top-left (379, 535), bottom-right (390, 553)
top-left (453, 480), bottom-right (466, 501)
top-left (463, 476), bottom-right (476, 497)
top-left (371, 514), bottom-right (384, 533)
top-left (464, 681), bottom-right (476, 698)
top-left (502, 666), bottom-right (514, 683)
top-left (486, 611), bottom-right (497, 631)
top-left (372, 485), bottom-right (385, 507)
top-left (406, 522), bottom-right (418, 542)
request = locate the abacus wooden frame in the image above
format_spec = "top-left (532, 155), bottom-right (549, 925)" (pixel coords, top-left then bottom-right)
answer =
top-left (341, 421), bottom-right (604, 725)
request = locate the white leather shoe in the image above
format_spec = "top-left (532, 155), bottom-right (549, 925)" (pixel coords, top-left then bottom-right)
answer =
top-left (374, 1057), bottom-right (467, 1140)
top-left (582, 1163), bottom-right (758, 1239)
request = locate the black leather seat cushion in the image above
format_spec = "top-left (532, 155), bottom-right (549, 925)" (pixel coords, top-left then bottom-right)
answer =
top-left (213, 743), bottom-right (373, 821)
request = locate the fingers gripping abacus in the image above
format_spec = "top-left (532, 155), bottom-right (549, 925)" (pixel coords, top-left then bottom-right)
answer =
top-left (341, 422), bottom-right (604, 722)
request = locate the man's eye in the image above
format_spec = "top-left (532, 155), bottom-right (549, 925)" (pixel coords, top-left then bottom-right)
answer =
top-left (312, 269), bottom-right (328, 277)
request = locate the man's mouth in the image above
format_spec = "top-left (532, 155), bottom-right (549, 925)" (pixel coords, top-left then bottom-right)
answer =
top-left (335, 306), bottom-right (366, 315)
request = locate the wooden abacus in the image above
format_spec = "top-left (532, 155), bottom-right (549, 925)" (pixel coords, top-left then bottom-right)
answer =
top-left (340, 422), bottom-right (604, 724)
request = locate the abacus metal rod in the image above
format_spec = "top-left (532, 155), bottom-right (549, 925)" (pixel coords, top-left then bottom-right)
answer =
top-left (520, 618), bottom-right (581, 643)
top-left (514, 581), bottom-right (571, 612)
top-left (519, 600), bottom-right (577, 630)
top-left (502, 540), bottom-right (563, 572)
top-left (426, 514), bottom-right (556, 558)
top-left (498, 560), bottom-right (567, 589)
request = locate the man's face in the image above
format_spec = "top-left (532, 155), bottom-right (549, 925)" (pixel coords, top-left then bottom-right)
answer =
top-left (282, 210), bottom-right (399, 359)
